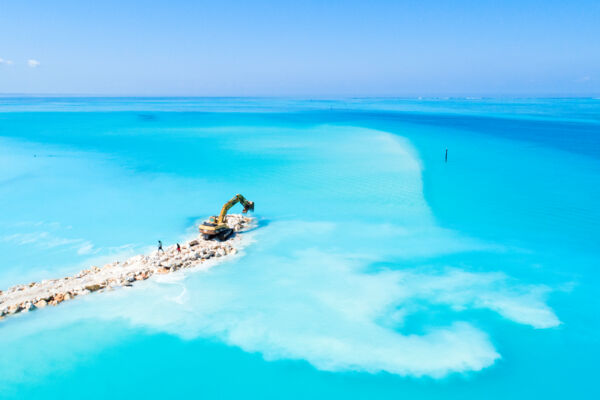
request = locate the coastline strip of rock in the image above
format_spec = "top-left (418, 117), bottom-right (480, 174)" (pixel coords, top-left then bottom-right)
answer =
top-left (0, 215), bottom-right (254, 321)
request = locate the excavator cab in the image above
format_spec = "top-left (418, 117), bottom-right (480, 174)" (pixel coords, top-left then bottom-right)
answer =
top-left (199, 194), bottom-right (254, 241)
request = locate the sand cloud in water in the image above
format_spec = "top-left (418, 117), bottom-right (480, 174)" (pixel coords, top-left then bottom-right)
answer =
top-left (92, 219), bottom-right (559, 378)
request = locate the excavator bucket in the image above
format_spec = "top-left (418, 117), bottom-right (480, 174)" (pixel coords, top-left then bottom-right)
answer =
top-left (242, 201), bottom-right (255, 213)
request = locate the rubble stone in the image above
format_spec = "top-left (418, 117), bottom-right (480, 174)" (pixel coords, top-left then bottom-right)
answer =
top-left (0, 215), bottom-right (254, 321)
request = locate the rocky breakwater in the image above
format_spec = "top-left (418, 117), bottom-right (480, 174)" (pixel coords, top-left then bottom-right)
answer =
top-left (0, 215), bottom-right (254, 321)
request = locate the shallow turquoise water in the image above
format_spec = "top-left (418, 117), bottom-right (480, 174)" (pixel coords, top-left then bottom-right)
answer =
top-left (0, 98), bottom-right (599, 398)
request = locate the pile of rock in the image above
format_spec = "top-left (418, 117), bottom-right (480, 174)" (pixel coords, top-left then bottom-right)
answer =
top-left (0, 215), bottom-right (254, 321)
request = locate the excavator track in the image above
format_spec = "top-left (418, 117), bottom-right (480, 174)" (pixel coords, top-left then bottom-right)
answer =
top-left (217, 228), bottom-right (234, 241)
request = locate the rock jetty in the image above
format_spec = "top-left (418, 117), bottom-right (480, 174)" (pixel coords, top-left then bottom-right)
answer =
top-left (0, 215), bottom-right (254, 321)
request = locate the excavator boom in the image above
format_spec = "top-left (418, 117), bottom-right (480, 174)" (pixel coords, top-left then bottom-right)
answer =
top-left (218, 194), bottom-right (255, 224)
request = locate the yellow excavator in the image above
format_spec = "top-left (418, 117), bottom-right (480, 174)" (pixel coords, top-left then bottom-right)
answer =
top-left (199, 194), bottom-right (255, 240)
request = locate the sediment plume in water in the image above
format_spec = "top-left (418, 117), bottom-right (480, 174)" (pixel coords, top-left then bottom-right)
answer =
top-left (0, 215), bottom-right (254, 321)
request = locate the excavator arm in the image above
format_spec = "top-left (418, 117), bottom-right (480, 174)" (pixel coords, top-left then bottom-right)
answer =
top-left (217, 194), bottom-right (255, 224)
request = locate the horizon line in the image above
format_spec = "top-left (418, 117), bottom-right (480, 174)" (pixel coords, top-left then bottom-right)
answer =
top-left (1, 93), bottom-right (599, 100)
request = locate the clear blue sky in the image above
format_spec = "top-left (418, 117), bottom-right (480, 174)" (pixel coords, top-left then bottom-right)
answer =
top-left (1, 0), bottom-right (599, 96)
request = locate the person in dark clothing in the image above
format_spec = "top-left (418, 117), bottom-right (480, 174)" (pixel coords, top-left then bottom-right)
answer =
top-left (176, 243), bottom-right (181, 253)
top-left (158, 240), bottom-right (164, 253)
top-left (445, 148), bottom-right (448, 163)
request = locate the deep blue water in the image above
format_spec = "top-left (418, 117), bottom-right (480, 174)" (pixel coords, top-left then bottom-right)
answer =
top-left (0, 98), bottom-right (599, 399)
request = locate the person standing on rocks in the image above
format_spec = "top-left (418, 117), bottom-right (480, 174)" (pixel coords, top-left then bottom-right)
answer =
top-left (158, 240), bottom-right (164, 253)
top-left (177, 243), bottom-right (181, 253)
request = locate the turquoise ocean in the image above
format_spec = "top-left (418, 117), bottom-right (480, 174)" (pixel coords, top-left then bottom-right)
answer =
top-left (0, 98), bottom-right (599, 399)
